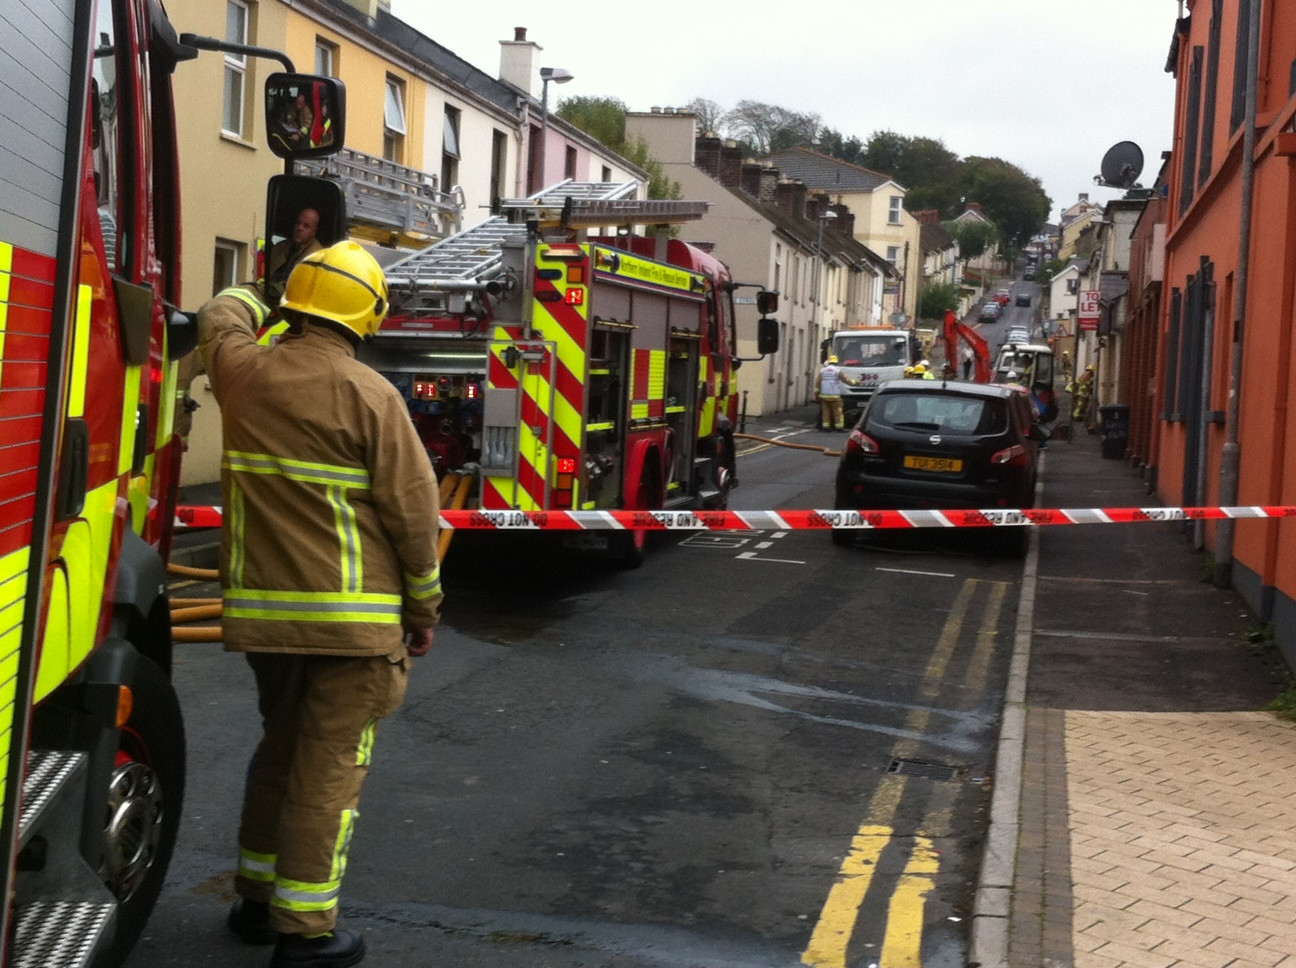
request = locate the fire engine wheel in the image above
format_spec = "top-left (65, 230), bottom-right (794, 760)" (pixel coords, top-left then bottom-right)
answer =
top-left (616, 471), bottom-right (654, 570)
top-left (94, 655), bottom-right (186, 968)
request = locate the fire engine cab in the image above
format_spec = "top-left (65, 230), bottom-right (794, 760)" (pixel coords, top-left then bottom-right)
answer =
top-left (0, 3), bottom-right (339, 965)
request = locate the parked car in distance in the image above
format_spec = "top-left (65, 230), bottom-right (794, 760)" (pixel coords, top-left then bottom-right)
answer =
top-left (994, 288), bottom-right (1012, 305)
top-left (978, 301), bottom-right (1002, 323)
top-left (1023, 267), bottom-right (1036, 281)
top-left (1015, 292), bottom-right (1031, 307)
top-left (832, 381), bottom-right (1045, 555)
top-left (1005, 325), bottom-right (1031, 345)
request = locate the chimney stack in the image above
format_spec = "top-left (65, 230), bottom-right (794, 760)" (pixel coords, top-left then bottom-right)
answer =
top-left (499, 27), bottom-right (542, 96)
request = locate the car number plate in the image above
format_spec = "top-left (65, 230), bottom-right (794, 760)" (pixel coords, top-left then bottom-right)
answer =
top-left (904, 455), bottom-right (963, 472)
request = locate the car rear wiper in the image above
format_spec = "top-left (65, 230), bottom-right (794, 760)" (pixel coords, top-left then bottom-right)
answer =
top-left (891, 421), bottom-right (941, 431)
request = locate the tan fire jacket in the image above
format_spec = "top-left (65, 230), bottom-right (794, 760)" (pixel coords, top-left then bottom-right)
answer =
top-left (198, 287), bottom-right (442, 656)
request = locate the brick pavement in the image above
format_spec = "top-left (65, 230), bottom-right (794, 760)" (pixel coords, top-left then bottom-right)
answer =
top-left (973, 425), bottom-right (1296, 968)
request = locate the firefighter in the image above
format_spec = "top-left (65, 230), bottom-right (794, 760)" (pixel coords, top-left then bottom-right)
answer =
top-left (266, 207), bottom-right (323, 306)
top-left (815, 355), bottom-right (849, 431)
top-left (199, 241), bottom-right (442, 968)
top-left (1072, 363), bottom-right (1095, 421)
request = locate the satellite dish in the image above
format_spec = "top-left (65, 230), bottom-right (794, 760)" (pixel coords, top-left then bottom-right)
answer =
top-left (1097, 141), bottom-right (1144, 189)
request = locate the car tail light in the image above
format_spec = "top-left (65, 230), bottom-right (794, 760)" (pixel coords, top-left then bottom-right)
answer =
top-left (991, 443), bottom-right (1027, 466)
top-left (844, 429), bottom-right (880, 456)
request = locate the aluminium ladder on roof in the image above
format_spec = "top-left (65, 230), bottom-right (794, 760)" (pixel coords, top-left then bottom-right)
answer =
top-left (384, 180), bottom-right (709, 305)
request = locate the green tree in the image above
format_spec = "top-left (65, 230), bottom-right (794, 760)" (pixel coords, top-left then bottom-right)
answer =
top-left (555, 95), bottom-right (627, 147)
top-left (816, 127), bottom-right (865, 166)
top-left (960, 157), bottom-right (1051, 250)
top-left (945, 219), bottom-right (998, 260)
top-left (556, 96), bottom-right (681, 200)
top-left (917, 281), bottom-right (960, 321)
top-left (721, 100), bottom-right (821, 155)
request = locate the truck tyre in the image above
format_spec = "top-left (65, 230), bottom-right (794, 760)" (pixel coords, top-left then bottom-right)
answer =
top-left (95, 655), bottom-right (186, 968)
top-left (616, 469), bottom-right (655, 569)
top-left (830, 525), bottom-right (855, 547)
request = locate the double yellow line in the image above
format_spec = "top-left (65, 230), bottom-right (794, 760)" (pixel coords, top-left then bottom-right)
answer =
top-left (803, 578), bottom-right (1008, 967)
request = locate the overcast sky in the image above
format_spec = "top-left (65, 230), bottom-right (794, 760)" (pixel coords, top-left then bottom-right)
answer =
top-left (390, 1), bottom-right (1180, 221)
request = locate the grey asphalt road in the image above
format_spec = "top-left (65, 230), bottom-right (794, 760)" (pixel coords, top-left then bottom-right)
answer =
top-left (127, 425), bottom-right (1022, 968)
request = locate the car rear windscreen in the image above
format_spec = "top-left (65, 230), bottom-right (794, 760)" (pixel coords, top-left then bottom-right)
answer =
top-left (835, 336), bottom-right (909, 366)
top-left (871, 393), bottom-right (1007, 435)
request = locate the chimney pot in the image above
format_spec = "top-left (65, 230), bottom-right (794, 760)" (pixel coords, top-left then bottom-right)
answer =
top-left (514, 27), bottom-right (527, 41)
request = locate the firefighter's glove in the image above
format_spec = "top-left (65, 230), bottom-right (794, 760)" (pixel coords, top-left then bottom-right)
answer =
top-left (404, 627), bottom-right (434, 657)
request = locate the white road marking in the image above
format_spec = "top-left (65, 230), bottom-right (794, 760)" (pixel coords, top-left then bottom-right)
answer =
top-left (875, 567), bottom-right (957, 578)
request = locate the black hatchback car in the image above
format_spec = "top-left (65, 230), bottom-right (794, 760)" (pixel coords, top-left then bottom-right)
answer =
top-left (832, 381), bottom-right (1044, 553)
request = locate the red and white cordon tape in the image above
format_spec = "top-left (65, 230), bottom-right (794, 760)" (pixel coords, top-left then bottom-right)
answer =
top-left (175, 505), bottom-right (1296, 532)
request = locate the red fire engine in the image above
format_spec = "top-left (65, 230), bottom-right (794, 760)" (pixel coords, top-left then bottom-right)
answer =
top-left (363, 183), bottom-right (779, 566)
top-left (0, 3), bottom-right (339, 964)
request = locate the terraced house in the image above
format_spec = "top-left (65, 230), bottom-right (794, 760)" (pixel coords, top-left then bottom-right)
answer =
top-left (165, 0), bottom-right (644, 483)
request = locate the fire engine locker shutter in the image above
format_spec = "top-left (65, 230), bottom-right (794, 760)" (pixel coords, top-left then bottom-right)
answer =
top-left (1, 0), bottom-right (78, 255)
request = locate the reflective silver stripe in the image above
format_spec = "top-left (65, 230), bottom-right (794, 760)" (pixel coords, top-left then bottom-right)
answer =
top-left (223, 451), bottom-right (371, 489)
top-left (356, 720), bottom-right (376, 767)
top-left (224, 595), bottom-right (402, 617)
top-left (330, 808), bottom-right (358, 879)
top-left (218, 286), bottom-right (271, 326)
top-left (404, 568), bottom-right (442, 600)
top-left (238, 846), bottom-right (277, 883)
top-left (330, 484), bottom-right (362, 594)
top-left (229, 481), bottom-right (246, 587)
top-left (272, 883), bottom-right (341, 906)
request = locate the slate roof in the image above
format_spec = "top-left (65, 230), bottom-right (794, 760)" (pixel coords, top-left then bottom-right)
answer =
top-left (699, 182), bottom-right (895, 278)
top-left (920, 222), bottom-right (955, 255)
top-left (762, 147), bottom-right (898, 193)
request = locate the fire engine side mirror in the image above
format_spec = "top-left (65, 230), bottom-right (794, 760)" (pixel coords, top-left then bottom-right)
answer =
top-left (265, 73), bottom-right (346, 160)
top-left (757, 317), bottom-right (779, 355)
top-left (756, 290), bottom-right (779, 315)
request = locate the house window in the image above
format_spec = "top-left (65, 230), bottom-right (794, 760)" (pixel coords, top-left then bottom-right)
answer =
top-left (315, 38), bottom-right (337, 77)
top-left (889, 195), bottom-right (902, 225)
top-left (1229, 0), bottom-right (1253, 132)
top-left (1180, 46), bottom-right (1203, 214)
top-left (564, 145), bottom-right (577, 180)
top-left (601, 165), bottom-right (612, 182)
top-left (886, 246), bottom-right (900, 266)
top-left (213, 240), bottom-right (242, 296)
top-left (222, 1), bottom-right (249, 136)
top-left (383, 75), bottom-right (407, 162)
top-left (441, 106), bottom-right (460, 192)
top-left (1198, 0), bottom-right (1222, 186)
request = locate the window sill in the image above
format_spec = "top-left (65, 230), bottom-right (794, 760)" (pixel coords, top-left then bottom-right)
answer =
top-left (219, 130), bottom-right (258, 151)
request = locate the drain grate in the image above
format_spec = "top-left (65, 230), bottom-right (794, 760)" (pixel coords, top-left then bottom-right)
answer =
top-left (887, 758), bottom-right (962, 782)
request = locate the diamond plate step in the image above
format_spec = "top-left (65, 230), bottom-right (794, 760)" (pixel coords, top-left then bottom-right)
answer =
top-left (12, 900), bottom-right (115, 968)
top-left (19, 751), bottom-right (85, 849)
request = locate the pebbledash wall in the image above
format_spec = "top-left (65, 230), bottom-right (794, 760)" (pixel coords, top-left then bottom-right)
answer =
top-left (1159, 1), bottom-right (1296, 667)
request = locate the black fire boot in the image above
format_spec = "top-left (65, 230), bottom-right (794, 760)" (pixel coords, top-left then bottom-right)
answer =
top-left (271, 929), bottom-right (366, 968)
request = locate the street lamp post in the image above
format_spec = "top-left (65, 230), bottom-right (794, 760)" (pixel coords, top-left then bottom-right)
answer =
top-left (537, 66), bottom-right (573, 193)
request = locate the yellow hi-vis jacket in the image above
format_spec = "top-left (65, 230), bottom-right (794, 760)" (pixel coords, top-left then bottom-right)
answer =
top-left (198, 287), bottom-right (443, 655)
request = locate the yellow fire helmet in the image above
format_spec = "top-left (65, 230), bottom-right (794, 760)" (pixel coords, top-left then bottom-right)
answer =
top-left (280, 240), bottom-right (389, 340)
top-left (827, 355), bottom-right (839, 364)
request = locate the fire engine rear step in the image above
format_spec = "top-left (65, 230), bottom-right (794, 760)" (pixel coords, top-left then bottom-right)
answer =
top-left (12, 900), bottom-right (115, 968)
top-left (13, 751), bottom-right (118, 968)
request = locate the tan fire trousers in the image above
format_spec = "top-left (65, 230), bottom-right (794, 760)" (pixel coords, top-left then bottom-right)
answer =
top-left (234, 647), bottom-right (410, 935)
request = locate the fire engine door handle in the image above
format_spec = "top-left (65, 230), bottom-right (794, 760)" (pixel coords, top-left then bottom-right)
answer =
top-left (57, 418), bottom-right (90, 520)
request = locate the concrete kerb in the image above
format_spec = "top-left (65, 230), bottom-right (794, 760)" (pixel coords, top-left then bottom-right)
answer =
top-left (966, 457), bottom-right (1045, 967)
